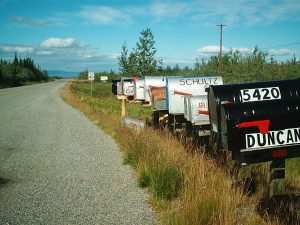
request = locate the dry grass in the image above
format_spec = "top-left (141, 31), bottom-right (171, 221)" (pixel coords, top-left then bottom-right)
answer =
top-left (61, 80), bottom-right (300, 225)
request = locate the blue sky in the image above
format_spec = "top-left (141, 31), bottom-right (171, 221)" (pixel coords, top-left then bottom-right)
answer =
top-left (0, 0), bottom-right (300, 73)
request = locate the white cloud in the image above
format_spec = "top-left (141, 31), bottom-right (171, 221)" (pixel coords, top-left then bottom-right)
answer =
top-left (197, 45), bottom-right (221, 55)
top-left (9, 15), bottom-right (48, 27)
top-left (268, 48), bottom-right (295, 56)
top-left (0, 45), bottom-right (34, 53)
top-left (0, 37), bottom-right (120, 71)
top-left (197, 45), bottom-right (254, 55)
top-left (80, 6), bottom-right (131, 24)
top-left (36, 50), bottom-right (54, 56)
top-left (196, 45), bottom-right (296, 58)
top-left (41, 38), bottom-right (78, 48)
top-left (150, 1), bottom-right (187, 19)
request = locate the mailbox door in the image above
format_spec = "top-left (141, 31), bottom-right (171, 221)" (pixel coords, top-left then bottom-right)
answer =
top-left (117, 82), bottom-right (122, 95)
top-left (150, 87), bottom-right (167, 111)
top-left (184, 96), bottom-right (191, 121)
top-left (134, 79), bottom-right (145, 100)
top-left (221, 100), bottom-right (300, 164)
top-left (190, 95), bottom-right (209, 125)
top-left (123, 81), bottom-right (134, 96)
top-left (144, 76), bottom-right (166, 102)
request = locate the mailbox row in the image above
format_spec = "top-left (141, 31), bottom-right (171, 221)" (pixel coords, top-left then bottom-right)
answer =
top-left (112, 76), bottom-right (223, 126)
top-left (112, 76), bottom-right (300, 165)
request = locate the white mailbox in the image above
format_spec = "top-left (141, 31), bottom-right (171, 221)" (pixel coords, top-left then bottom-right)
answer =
top-left (134, 78), bottom-right (145, 100)
top-left (117, 82), bottom-right (122, 95)
top-left (121, 78), bottom-right (134, 97)
top-left (184, 95), bottom-right (210, 125)
top-left (166, 76), bottom-right (223, 115)
top-left (144, 76), bottom-right (166, 102)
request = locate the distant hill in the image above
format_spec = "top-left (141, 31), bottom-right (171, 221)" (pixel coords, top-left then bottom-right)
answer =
top-left (48, 70), bottom-right (79, 78)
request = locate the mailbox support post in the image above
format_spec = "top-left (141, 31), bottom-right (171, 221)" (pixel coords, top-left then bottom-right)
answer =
top-left (153, 111), bottom-right (159, 129)
top-left (269, 159), bottom-right (285, 198)
top-left (121, 96), bottom-right (126, 117)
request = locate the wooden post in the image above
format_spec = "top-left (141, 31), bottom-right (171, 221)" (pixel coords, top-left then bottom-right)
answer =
top-left (91, 80), bottom-right (93, 98)
top-left (121, 96), bottom-right (126, 117)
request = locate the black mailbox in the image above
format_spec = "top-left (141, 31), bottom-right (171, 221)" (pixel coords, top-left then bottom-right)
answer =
top-left (112, 79), bottom-right (121, 95)
top-left (208, 78), bottom-right (300, 146)
top-left (219, 99), bottom-right (300, 164)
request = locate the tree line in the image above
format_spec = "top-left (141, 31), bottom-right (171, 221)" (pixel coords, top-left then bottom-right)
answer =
top-left (117, 28), bottom-right (299, 83)
top-left (0, 53), bottom-right (49, 88)
top-left (78, 28), bottom-right (299, 83)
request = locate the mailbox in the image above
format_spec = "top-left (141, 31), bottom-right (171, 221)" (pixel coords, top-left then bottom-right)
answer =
top-left (166, 76), bottom-right (223, 115)
top-left (184, 96), bottom-right (191, 121)
top-left (144, 76), bottom-right (166, 103)
top-left (134, 78), bottom-right (145, 101)
top-left (121, 78), bottom-right (134, 97)
top-left (208, 78), bottom-right (300, 145)
top-left (150, 87), bottom-right (167, 111)
top-left (117, 82), bottom-right (122, 96)
top-left (184, 95), bottom-right (209, 125)
top-left (219, 99), bottom-right (300, 164)
top-left (112, 79), bottom-right (121, 95)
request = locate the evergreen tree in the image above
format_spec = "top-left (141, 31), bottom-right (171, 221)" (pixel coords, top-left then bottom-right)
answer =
top-left (135, 28), bottom-right (157, 76)
top-left (118, 42), bottom-right (129, 76)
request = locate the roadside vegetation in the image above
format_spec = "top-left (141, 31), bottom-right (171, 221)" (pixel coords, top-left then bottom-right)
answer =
top-left (0, 53), bottom-right (50, 88)
top-left (64, 28), bottom-right (299, 224)
top-left (63, 80), bottom-right (299, 225)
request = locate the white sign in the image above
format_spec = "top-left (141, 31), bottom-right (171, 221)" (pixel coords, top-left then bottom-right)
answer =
top-left (240, 87), bottom-right (281, 103)
top-left (88, 72), bottom-right (95, 81)
top-left (245, 127), bottom-right (300, 150)
top-left (100, 76), bottom-right (108, 81)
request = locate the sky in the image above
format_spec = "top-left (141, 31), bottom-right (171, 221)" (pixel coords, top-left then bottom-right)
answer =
top-left (0, 0), bottom-right (300, 73)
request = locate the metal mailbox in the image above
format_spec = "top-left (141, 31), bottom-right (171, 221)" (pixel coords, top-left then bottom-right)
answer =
top-left (121, 78), bottom-right (134, 97)
top-left (150, 87), bottom-right (167, 111)
top-left (184, 95), bottom-right (209, 125)
top-left (134, 78), bottom-right (145, 100)
top-left (117, 82), bottom-right (122, 96)
top-left (184, 96), bottom-right (191, 121)
top-left (219, 99), bottom-right (300, 164)
top-left (112, 79), bottom-right (121, 95)
top-left (208, 78), bottom-right (300, 145)
top-left (166, 76), bottom-right (223, 115)
top-left (144, 76), bottom-right (166, 103)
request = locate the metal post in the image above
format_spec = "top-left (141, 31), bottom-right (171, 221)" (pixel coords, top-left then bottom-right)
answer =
top-left (269, 159), bottom-right (285, 198)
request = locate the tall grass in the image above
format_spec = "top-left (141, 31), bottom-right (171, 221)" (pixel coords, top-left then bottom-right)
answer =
top-left (62, 80), bottom-right (299, 225)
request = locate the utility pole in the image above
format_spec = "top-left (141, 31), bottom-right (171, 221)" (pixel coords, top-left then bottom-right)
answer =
top-left (216, 23), bottom-right (227, 75)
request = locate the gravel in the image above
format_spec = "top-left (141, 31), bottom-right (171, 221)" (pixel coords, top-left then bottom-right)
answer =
top-left (0, 80), bottom-right (158, 225)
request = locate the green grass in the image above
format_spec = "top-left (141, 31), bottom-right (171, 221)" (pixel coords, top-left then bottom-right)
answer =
top-left (64, 80), bottom-right (300, 225)
top-left (71, 81), bottom-right (152, 120)
top-left (286, 158), bottom-right (300, 178)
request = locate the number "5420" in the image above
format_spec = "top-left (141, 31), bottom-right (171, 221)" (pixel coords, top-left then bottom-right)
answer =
top-left (240, 87), bottom-right (281, 102)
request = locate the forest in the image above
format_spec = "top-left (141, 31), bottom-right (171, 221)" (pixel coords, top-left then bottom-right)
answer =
top-left (0, 53), bottom-right (49, 88)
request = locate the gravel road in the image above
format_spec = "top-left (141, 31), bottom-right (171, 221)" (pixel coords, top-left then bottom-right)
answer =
top-left (0, 80), bottom-right (157, 224)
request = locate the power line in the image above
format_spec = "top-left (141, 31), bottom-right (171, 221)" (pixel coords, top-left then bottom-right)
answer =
top-left (262, 42), bottom-right (300, 50)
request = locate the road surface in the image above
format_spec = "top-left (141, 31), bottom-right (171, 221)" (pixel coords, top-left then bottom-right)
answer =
top-left (0, 80), bottom-right (157, 224)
